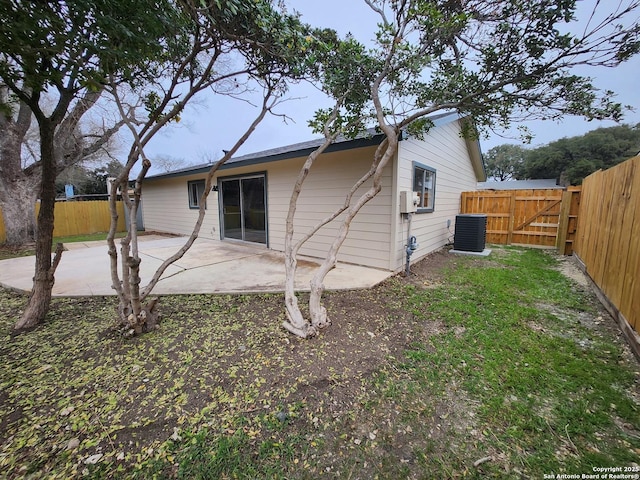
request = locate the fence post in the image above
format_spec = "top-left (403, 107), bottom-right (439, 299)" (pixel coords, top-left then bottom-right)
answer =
top-left (506, 191), bottom-right (516, 245)
top-left (556, 190), bottom-right (572, 255)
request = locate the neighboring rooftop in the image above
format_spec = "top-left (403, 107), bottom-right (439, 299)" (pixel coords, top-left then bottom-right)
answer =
top-left (477, 179), bottom-right (563, 190)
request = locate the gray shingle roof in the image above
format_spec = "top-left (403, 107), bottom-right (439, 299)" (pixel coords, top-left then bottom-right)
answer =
top-left (146, 128), bottom-right (384, 180)
top-left (146, 111), bottom-right (461, 181)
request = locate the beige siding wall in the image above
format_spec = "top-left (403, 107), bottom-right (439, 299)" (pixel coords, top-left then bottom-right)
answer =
top-left (142, 172), bottom-right (220, 238)
top-left (391, 119), bottom-right (479, 271)
top-left (143, 121), bottom-right (479, 273)
top-left (143, 145), bottom-right (394, 269)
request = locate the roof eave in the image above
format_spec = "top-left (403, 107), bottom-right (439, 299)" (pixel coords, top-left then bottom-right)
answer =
top-left (145, 133), bottom-right (386, 181)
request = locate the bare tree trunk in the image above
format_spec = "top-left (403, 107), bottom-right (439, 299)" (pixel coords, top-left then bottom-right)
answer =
top-left (112, 160), bottom-right (161, 334)
top-left (14, 122), bottom-right (64, 330)
top-left (281, 101), bottom-right (393, 338)
top-left (303, 54), bottom-right (402, 330)
top-left (282, 135), bottom-right (389, 337)
top-left (107, 83), bottom-right (275, 335)
top-left (0, 90), bottom-right (36, 246)
top-left (307, 162), bottom-right (390, 329)
top-left (15, 244), bottom-right (63, 329)
top-left (0, 179), bottom-right (38, 245)
top-left (283, 140), bottom-right (335, 338)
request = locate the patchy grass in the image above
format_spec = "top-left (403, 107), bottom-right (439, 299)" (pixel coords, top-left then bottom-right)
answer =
top-left (0, 246), bottom-right (34, 261)
top-left (0, 246), bottom-right (638, 479)
top-left (52, 231), bottom-right (129, 245)
top-left (0, 232), bottom-right (130, 260)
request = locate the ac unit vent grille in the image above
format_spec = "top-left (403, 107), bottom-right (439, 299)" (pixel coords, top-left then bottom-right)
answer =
top-left (454, 214), bottom-right (487, 252)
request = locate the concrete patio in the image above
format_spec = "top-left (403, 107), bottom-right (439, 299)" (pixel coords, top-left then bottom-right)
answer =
top-left (0, 235), bottom-right (393, 296)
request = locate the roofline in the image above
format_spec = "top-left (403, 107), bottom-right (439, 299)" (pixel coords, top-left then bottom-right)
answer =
top-left (223, 132), bottom-right (386, 169)
top-left (455, 116), bottom-right (486, 182)
top-left (146, 111), bottom-right (469, 181)
top-left (430, 111), bottom-right (462, 128)
top-left (146, 132), bottom-right (387, 181)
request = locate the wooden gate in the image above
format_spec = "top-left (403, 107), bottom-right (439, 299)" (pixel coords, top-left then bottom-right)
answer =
top-left (460, 188), bottom-right (581, 254)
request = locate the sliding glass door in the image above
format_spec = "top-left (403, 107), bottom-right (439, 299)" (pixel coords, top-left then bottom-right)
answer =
top-left (220, 174), bottom-right (267, 244)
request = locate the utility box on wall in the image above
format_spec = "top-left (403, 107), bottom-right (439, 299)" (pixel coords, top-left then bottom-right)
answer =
top-left (454, 214), bottom-right (487, 252)
top-left (400, 190), bottom-right (420, 214)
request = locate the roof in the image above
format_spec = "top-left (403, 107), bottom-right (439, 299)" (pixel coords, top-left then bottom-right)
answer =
top-left (146, 130), bottom-right (384, 180)
top-left (146, 111), bottom-right (467, 181)
top-left (477, 179), bottom-right (562, 190)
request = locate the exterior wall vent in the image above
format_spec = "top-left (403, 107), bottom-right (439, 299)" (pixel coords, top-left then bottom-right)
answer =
top-left (454, 214), bottom-right (487, 252)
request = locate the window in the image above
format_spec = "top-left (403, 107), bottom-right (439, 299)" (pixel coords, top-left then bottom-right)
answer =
top-left (413, 163), bottom-right (436, 212)
top-left (188, 180), bottom-right (207, 209)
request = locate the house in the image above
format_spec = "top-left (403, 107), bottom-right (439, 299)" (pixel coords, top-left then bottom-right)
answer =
top-left (142, 112), bottom-right (485, 272)
top-left (478, 179), bottom-right (562, 190)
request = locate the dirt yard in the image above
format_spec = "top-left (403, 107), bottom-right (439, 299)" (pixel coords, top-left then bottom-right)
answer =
top-left (0, 245), bottom-right (638, 479)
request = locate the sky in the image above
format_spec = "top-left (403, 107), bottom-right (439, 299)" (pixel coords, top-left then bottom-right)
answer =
top-left (143, 0), bottom-right (640, 173)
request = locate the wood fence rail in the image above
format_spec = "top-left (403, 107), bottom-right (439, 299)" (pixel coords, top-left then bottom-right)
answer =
top-left (573, 156), bottom-right (640, 351)
top-left (460, 188), bottom-right (580, 253)
top-left (0, 201), bottom-right (126, 243)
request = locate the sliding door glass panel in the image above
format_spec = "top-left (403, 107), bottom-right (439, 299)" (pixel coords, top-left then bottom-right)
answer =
top-left (220, 175), bottom-right (267, 244)
top-left (241, 177), bottom-right (266, 244)
top-left (221, 179), bottom-right (242, 240)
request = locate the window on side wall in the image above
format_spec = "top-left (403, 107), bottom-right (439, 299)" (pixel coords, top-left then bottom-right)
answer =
top-left (413, 163), bottom-right (436, 213)
top-left (188, 180), bottom-right (207, 209)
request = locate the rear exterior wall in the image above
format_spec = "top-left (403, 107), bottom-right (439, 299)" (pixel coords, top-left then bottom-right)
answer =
top-left (142, 145), bottom-right (395, 270)
top-left (143, 119), bottom-right (479, 272)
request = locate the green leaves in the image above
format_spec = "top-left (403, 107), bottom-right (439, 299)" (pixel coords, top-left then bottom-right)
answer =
top-left (196, 0), bottom-right (319, 83)
top-left (0, 0), bottom-right (188, 94)
top-left (484, 144), bottom-right (528, 181)
top-left (332, 0), bottom-right (640, 140)
top-left (521, 123), bottom-right (640, 184)
top-left (405, 117), bottom-right (434, 140)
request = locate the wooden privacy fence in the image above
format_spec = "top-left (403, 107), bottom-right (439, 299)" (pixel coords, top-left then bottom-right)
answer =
top-left (0, 200), bottom-right (126, 243)
top-left (574, 156), bottom-right (640, 347)
top-left (460, 188), bottom-right (581, 254)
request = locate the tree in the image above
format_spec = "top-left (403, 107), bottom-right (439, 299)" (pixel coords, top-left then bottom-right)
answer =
top-left (282, 0), bottom-right (640, 338)
top-left (150, 155), bottom-right (193, 174)
top-left (282, 34), bottom-right (376, 337)
top-left (55, 159), bottom-right (124, 196)
top-left (1, 0), bottom-right (188, 330)
top-left (483, 144), bottom-right (528, 181)
top-left (523, 123), bottom-right (640, 184)
top-left (89, 160), bottom-right (125, 195)
top-left (106, 0), bottom-right (317, 333)
top-left (0, 87), bottom-right (125, 245)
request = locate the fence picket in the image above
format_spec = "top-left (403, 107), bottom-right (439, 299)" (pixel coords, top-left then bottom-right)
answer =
top-left (574, 156), bottom-right (640, 341)
top-left (0, 201), bottom-right (126, 243)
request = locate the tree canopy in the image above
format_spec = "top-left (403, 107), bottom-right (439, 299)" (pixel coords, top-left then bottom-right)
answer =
top-left (524, 123), bottom-right (640, 184)
top-left (326, 0), bottom-right (638, 138)
top-left (484, 144), bottom-right (528, 181)
top-left (0, 0), bottom-right (196, 329)
top-left (486, 123), bottom-right (640, 185)
top-left (0, 0), bottom-right (183, 95)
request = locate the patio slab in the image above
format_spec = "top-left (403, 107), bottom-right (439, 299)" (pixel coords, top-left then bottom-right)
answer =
top-left (0, 236), bottom-right (393, 297)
